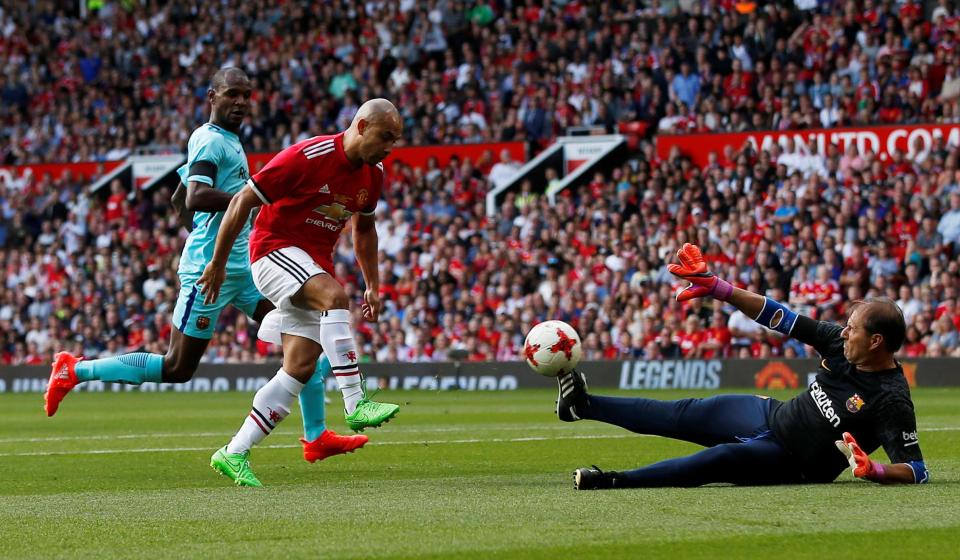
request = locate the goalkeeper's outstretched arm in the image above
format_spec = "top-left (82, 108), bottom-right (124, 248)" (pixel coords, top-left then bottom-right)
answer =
top-left (667, 242), bottom-right (799, 337)
top-left (727, 287), bottom-right (808, 339)
top-left (726, 288), bottom-right (766, 324)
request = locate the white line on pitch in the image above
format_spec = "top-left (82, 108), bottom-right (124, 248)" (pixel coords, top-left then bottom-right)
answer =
top-left (3, 425), bottom-right (958, 446)
top-left (0, 433), bottom-right (637, 457)
top-left (0, 424), bottom-right (583, 444)
top-left (3, 425), bottom-right (960, 457)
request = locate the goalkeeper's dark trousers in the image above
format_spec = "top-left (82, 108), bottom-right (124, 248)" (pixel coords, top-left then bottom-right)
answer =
top-left (582, 394), bottom-right (806, 486)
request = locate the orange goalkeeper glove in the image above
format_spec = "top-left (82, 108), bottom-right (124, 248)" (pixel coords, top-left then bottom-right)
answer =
top-left (835, 431), bottom-right (883, 480)
top-left (666, 243), bottom-right (733, 302)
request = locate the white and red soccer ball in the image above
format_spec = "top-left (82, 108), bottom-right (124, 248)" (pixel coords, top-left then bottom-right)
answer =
top-left (523, 320), bottom-right (583, 377)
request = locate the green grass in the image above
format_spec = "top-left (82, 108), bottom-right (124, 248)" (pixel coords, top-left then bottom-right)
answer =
top-left (2, 388), bottom-right (959, 559)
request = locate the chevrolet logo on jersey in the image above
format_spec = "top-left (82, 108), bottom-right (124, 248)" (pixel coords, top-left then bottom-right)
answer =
top-left (313, 202), bottom-right (352, 221)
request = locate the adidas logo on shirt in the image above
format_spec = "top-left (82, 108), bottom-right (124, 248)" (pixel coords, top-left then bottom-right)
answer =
top-left (319, 184), bottom-right (330, 194)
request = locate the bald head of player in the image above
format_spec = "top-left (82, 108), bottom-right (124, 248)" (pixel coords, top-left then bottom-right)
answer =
top-left (208, 67), bottom-right (252, 133)
top-left (344, 98), bottom-right (403, 166)
top-left (841, 297), bottom-right (906, 371)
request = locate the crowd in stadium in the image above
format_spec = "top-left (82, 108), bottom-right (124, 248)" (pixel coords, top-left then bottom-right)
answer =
top-left (4, 0), bottom-right (960, 365)
top-left (5, 0), bottom-right (958, 164)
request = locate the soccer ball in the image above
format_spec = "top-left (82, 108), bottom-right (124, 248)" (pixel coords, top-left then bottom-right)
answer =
top-left (523, 320), bottom-right (582, 377)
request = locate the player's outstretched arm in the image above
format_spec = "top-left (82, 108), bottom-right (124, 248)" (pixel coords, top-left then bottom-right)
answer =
top-left (197, 186), bottom-right (262, 304)
top-left (668, 243), bottom-right (807, 337)
top-left (725, 287), bottom-right (765, 321)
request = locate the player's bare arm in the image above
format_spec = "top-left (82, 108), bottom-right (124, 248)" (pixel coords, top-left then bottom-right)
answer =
top-left (180, 160), bottom-right (235, 212)
top-left (197, 185), bottom-right (262, 304)
top-left (725, 289), bottom-right (765, 324)
top-left (353, 212), bottom-right (380, 322)
top-left (170, 182), bottom-right (194, 232)
top-left (184, 181), bottom-right (234, 211)
top-left (875, 463), bottom-right (920, 484)
top-left (171, 179), bottom-right (234, 233)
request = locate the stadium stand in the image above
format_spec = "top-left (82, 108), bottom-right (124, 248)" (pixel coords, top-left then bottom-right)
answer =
top-left (2, 0), bottom-right (960, 365)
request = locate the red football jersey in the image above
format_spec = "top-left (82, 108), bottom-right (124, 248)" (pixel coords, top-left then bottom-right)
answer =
top-left (248, 132), bottom-right (383, 275)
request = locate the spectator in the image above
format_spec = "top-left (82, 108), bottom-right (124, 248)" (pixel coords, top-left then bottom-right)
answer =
top-left (670, 62), bottom-right (701, 111)
top-left (488, 149), bottom-right (522, 189)
top-left (937, 192), bottom-right (960, 249)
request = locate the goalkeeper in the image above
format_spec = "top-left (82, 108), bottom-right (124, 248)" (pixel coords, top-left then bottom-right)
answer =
top-left (561, 243), bottom-right (929, 489)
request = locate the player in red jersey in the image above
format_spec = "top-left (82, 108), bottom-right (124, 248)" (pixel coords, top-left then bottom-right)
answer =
top-left (200, 99), bottom-right (403, 486)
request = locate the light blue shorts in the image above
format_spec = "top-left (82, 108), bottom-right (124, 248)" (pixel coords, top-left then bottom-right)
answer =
top-left (172, 269), bottom-right (263, 339)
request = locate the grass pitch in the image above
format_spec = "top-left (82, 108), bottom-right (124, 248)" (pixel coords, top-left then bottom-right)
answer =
top-left (1, 387), bottom-right (959, 559)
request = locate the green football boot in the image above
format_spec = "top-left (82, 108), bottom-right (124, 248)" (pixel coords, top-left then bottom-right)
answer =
top-left (344, 398), bottom-right (400, 432)
top-left (210, 445), bottom-right (263, 488)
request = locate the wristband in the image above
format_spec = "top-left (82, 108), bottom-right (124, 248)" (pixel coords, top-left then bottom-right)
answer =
top-left (710, 278), bottom-right (733, 301)
top-left (865, 461), bottom-right (886, 483)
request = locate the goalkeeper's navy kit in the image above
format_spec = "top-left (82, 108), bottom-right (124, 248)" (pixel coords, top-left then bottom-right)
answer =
top-left (578, 314), bottom-right (928, 486)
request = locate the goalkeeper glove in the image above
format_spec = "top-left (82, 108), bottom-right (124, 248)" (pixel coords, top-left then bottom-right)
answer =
top-left (667, 243), bottom-right (733, 302)
top-left (834, 431), bottom-right (883, 481)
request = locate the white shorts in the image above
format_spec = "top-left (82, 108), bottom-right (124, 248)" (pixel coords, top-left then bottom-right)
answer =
top-left (251, 246), bottom-right (328, 344)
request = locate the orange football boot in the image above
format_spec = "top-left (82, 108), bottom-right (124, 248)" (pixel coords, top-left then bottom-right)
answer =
top-left (44, 352), bottom-right (82, 417)
top-left (301, 429), bottom-right (368, 463)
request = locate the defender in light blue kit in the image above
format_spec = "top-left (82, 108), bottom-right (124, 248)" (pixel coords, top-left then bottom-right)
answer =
top-left (172, 118), bottom-right (260, 339)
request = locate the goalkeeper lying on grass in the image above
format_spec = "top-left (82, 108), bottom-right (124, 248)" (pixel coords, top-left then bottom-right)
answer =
top-left (558, 243), bottom-right (929, 489)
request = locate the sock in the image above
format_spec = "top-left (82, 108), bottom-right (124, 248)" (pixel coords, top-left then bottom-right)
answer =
top-left (318, 309), bottom-right (364, 414)
top-left (227, 369), bottom-right (303, 454)
top-left (299, 355), bottom-right (329, 442)
top-left (74, 353), bottom-right (164, 384)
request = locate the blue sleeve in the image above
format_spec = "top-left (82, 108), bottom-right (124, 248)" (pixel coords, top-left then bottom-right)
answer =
top-left (176, 163), bottom-right (189, 185)
top-left (754, 297), bottom-right (800, 336)
top-left (906, 460), bottom-right (929, 484)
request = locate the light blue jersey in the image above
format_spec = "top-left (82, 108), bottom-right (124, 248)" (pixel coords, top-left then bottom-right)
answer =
top-left (176, 123), bottom-right (251, 274)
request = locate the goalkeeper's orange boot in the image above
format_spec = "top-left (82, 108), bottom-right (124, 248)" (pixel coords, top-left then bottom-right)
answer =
top-left (301, 429), bottom-right (368, 463)
top-left (44, 352), bottom-right (82, 417)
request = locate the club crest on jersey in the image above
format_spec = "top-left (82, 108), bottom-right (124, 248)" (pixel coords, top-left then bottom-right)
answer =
top-left (196, 316), bottom-right (210, 330)
top-left (845, 393), bottom-right (865, 413)
top-left (312, 202), bottom-right (352, 221)
top-left (357, 189), bottom-right (369, 206)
